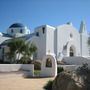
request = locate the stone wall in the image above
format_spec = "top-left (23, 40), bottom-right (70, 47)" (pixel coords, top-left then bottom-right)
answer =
top-left (58, 65), bottom-right (81, 71)
top-left (63, 57), bottom-right (90, 67)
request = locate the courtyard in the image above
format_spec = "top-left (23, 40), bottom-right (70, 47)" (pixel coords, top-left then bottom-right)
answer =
top-left (0, 72), bottom-right (54, 90)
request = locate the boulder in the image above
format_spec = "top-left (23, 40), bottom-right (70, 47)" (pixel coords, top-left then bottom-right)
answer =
top-left (52, 72), bottom-right (85, 90)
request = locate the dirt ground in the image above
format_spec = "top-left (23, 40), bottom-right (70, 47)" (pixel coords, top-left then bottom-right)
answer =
top-left (0, 72), bottom-right (54, 90)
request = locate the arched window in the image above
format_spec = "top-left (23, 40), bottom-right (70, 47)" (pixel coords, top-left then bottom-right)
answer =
top-left (11, 29), bottom-right (13, 33)
top-left (46, 58), bottom-right (52, 67)
top-left (20, 29), bottom-right (23, 33)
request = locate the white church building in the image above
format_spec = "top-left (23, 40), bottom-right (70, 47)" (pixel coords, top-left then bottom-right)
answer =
top-left (0, 21), bottom-right (90, 63)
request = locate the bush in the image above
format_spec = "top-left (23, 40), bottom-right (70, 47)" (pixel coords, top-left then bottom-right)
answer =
top-left (34, 70), bottom-right (41, 76)
top-left (76, 63), bottom-right (89, 76)
top-left (43, 80), bottom-right (53, 90)
top-left (17, 56), bottom-right (33, 64)
top-left (34, 61), bottom-right (41, 70)
top-left (57, 67), bottom-right (64, 74)
top-left (17, 59), bottom-right (32, 64)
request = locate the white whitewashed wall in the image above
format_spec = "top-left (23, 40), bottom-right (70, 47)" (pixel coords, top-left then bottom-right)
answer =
top-left (0, 64), bottom-right (34, 76)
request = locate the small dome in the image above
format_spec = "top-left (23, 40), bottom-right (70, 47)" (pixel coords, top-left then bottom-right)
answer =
top-left (66, 22), bottom-right (73, 26)
top-left (7, 23), bottom-right (30, 37)
top-left (9, 23), bottom-right (25, 28)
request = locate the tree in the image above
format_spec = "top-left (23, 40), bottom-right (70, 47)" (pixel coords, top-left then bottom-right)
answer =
top-left (20, 42), bottom-right (37, 63)
top-left (7, 38), bottom-right (37, 63)
top-left (7, 38), bottom-right (26, 63)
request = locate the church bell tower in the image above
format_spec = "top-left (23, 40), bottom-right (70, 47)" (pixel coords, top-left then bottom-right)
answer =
top-left (79, 20), bottom-right (89, 57)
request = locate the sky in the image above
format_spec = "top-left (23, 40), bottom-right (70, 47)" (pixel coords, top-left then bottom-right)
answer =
top-left (0, 0), bottom-right (90, 33)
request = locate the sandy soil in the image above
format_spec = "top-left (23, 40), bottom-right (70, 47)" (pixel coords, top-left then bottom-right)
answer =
top-left (0, 73), bottom-right (54, 90)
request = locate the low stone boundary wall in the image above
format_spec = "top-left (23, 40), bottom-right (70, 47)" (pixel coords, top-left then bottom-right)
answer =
top-left (57, 65), bottom-right (81, 71)
top-left (0, 64), bottom-right (34, 76)
top-left (63, 57), bottom-right (90, 67)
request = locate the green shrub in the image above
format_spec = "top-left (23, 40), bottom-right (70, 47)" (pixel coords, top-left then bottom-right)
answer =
top-left (43, 80), bottom-right (53, 90)
top-left (34, 70), bottom-right (41, 76)
top-left (34, 61), bottom-right (41, 70)
top-left (57, 67), bottom-right (64, 74)
top-left (17, 56), bottom-right (33, 64)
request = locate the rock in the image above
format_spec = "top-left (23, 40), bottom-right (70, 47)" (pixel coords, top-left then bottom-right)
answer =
top-left (52, 72), bottom-right (85, 90)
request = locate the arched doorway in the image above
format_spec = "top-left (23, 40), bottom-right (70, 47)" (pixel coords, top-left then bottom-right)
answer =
top-left (69, 46), bottom-right (75, 57)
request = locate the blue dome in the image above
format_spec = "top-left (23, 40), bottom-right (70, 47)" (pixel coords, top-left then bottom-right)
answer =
top-left (9, 23), bottom-right (25, 28)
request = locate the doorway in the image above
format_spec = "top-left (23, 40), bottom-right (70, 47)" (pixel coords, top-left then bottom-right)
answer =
top-left (69, 46), bottom-right (75, 57)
